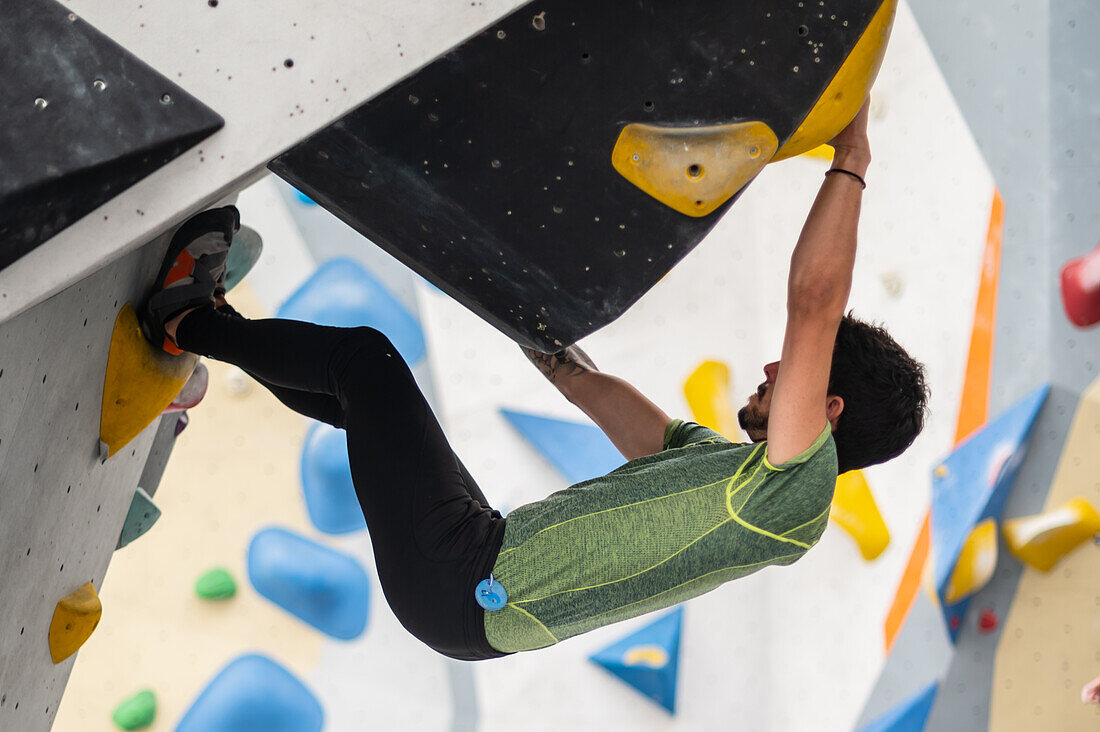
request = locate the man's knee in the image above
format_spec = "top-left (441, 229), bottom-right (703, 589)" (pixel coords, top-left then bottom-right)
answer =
top-left (328, 327), bottom-right (409, 391)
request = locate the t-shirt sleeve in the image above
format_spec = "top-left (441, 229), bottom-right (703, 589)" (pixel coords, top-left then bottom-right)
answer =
top-left (663, 419), bottom-right (730, 450)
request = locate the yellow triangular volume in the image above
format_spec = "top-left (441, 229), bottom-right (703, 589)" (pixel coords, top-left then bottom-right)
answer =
top-left (943, 518), bottom-right (998, 603)
top-left (1002, 497), bottom-right (1100, 572)
top-left (683, 360), bottom-right (738, 438)
top-left (830, 470), bottom-right (890, 560)
top-left (100, 303), bottom-right (198, 459)
top-left (49, 581), bottom-right (102, 663)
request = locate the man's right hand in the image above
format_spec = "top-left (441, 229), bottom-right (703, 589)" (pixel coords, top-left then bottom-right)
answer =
top-left (520, 345), bottom-right (599, 395)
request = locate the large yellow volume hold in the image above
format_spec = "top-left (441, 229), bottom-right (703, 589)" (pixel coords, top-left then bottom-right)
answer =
top-left (49, 581), bottom-right (102, 663)
top-left (1002, 497), bottom-right (1100, 572)
top-left (612, 121), bottom-right (778, 217)
top-left (942, 518), bottom-right (998, 604)
top-left (683, 360), bottom-right (738, 439)
top-left (830, 470), bottom-right (890, 560)
top-left (772, 0), bottom-right (899, 161)
top-left (100, 303), bottom-right (198, 459)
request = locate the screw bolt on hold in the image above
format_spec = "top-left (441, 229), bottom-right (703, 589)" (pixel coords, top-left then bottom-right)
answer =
top-left (978, 608), bottom-right (999, 634)
top-left (949, 615), bottom-right (960, 630)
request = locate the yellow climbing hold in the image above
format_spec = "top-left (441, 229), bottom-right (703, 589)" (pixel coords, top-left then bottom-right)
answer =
top-left (612, 121), bottom-right (779, 217)
top-left (943, 518), bottom-right (998, 604)
top-left (830, 470), bottom-right (890, 560)
top-left (100, 303), bottom-right (198, 459)
top-left (623, 645), bottom-right (670, 669)
top-left (772, 0), bottom-right (898, 161)
top-left (683, 360), bottom-right (738, 438)
top-left (49, 581), bottom-right (102, 663)
top-left (802, 144), bottom-right (835, 162)
top-left (1002, 497), bottom-right (1100, 572)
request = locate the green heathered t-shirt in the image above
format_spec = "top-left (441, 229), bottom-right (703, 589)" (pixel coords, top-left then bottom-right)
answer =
top-left (483, 419), bottom-right (838, 653)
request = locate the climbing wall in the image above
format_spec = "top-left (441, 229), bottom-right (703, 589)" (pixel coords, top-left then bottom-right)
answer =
top-left (0, 0), bottom-right (531, 322)
top-left (855, 1), bottom-right (1100, 730)
top-left (0, 231), bottom-right (185, 730)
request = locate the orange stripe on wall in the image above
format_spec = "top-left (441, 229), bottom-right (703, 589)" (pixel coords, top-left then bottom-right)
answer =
top-left (883, 188), bottom-right (1004, 652)
top-left (884, 513), bottom-right (930, 652)
top-left (954, 189), bottom-right (1003, 445)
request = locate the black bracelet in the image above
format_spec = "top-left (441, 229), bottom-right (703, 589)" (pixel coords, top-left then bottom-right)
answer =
top-left (825, 168), bottom-right (867, 189)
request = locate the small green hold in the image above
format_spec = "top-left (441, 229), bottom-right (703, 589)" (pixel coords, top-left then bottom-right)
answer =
top-left (112, 689), bottom-right (156, 730)
top-left (195, 567), bottom-right (237, 600)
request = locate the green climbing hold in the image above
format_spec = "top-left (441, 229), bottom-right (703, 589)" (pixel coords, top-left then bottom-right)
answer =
top-left (195, 567), bottom-right (237, 600)
top-left (116, 487), bottom-right (161, 550)
top-left (112, 689), bottom-right (156, 730)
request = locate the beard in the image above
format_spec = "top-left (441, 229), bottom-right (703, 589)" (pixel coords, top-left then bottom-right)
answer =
top-left (738, 403), bottom-right (768, 441)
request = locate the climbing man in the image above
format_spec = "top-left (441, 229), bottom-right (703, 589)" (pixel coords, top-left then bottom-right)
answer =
top-left (140, 97), bottom-right (927, 660)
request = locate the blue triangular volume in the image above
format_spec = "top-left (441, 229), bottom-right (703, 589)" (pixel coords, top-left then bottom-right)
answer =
top-left (589, 607), bottom-right (683, 714)
top-left (277, 257), bottom-right (426, 366)
top-left (500, 409), bottom-right (624, 484)
top-left (931, 384), bottom-right (1048, 638)
top-left (859, 682), bottom-right (938, 732)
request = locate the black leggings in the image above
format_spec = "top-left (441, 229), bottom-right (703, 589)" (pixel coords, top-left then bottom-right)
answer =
top-left (176, 305), bottom-right (508, 661)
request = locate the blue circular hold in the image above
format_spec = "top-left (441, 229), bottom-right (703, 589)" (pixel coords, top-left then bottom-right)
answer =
top-left (475, 577), bottom-right (508, 611)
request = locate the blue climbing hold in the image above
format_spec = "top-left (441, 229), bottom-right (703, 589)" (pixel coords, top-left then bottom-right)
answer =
top-left (931, 384), bottom-right (1048, 641)
top-left (176, 653), bottom-right (323, 732)
top-left (474, 576), bottom-right (508, 610)
top-left (858, 681), bottom-right (938, 732)
top-left (500, 409), bottom-right (624, 484)
top-left (293, 188), bottom-right (319, 206)
top-left (247, 527), bottom-right (369, 640)
top-left (589, 606), bottom-right (683, 714)
top-left (300, 422), bottom-right (367, 535)
top-left (277, 257), bottom-right (426, 366)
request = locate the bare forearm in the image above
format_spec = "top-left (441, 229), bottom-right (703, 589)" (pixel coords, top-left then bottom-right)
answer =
top-left (521, 345), bottom-right (670, 460)
top-left (788, 148), bottom-right (869, 315)
top-left (563, 371), bottom-right (670, 460)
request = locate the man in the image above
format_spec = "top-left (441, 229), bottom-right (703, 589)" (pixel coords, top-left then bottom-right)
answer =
top-left (142, 98), bottom-right (927, 660)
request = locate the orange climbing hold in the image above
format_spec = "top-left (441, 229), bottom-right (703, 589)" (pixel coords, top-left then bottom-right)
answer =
top-left (49, 581), bottom-right (102, 663)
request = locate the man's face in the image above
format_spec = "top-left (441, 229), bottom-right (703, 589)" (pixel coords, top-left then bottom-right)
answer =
top-left (737, 361), bottom-right (780, 442)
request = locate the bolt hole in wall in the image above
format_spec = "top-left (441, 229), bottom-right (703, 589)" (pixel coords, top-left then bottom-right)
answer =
top-left (798, 24), bottom-right (809, 36)
top-left (687, 164), bottom-right (704, 180)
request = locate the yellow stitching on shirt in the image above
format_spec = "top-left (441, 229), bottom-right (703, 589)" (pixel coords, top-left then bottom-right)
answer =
top-left (727, 507), bottom-right (812, 549)
top-left (508, 603), bottom-right (559, 643)
top-left (513, 517), bottom-right (734, 604)
top-left (782, 503), bottom-right (832, 538)
top-left (496, 474), bottom-right (735, 561)
top-left (565, 553), bottom-right (806, 627)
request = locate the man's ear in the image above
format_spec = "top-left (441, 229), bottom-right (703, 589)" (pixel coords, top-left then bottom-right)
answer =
top-left (826, 395), bottom-right (845, 424)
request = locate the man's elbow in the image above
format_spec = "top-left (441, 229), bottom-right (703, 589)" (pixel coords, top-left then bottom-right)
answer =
top-left (787, 277), bottom-right (851, 321)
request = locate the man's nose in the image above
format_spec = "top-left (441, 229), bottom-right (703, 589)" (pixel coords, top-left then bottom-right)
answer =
top-left (763, 361), bottom-right (780, 381)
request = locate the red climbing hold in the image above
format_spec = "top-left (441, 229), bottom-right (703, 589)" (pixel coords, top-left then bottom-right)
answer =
top-left (949, 615), bottom-right (961, 631)
top-left (1060, 241), bottom-right (1100, 328)
top-left (977, 608), bottom-right (999, 634)
top-left (175, 412), bottom-right (190, 437)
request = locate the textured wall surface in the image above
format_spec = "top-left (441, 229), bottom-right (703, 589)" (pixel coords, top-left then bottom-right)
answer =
top-left (0, 233), bottom-right (174, 732)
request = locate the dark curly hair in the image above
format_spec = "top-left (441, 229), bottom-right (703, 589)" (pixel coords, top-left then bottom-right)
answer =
top-left (828, 313), bottom-right (930, 473)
